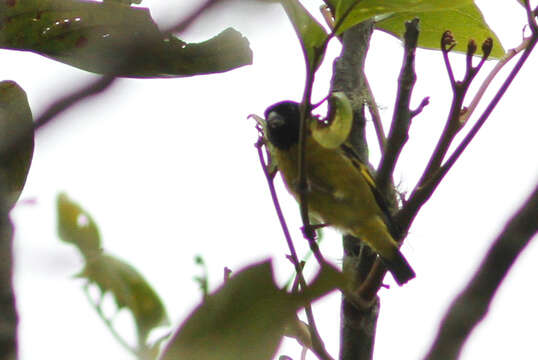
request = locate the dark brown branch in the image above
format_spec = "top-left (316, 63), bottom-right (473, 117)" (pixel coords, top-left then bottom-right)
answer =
top-left (423, 183), bottom-right (538, 360)
top-left (414, 36), bottom-right (489, 192)
top-left (34, 75), bottom-right (116, 130)
top-left (348, 18), bottom-right (422, 303)
top-left (0, 180), bottom-right (16, 360)
top-left (377, 18), bottom-right (420, 195)
top-left (328, 19), bottom-right (379, 360)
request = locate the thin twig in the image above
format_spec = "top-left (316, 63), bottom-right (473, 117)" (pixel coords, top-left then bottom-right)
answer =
top-left (83, 284), bottom-right (138, 357)
top-left (441, 31), bottom-right (457, 89)
top-left (163, 0), bottom-right (222, 34)
top-left (34, 75), bottom-right (116, 129)
top-left (423, 183), bottom-right (538, 360)
top-left (397, 17), bottom-right (538, 230)
top-left (406, 36), bottom-right (492, 214)
top-left (255, 140), bottom-right (333, 360)
top-left (34, 0), bottom-right (221, 128)
top-left (363, 76), bottom-right (386, 153)
top-left (460, 36), bottom-right (532, 124)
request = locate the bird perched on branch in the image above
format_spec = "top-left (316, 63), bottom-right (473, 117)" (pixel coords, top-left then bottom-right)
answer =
top-left (263, 99), bottom-right (415, 285)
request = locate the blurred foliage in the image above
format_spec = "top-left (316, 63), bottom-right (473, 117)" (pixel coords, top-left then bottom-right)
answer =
top-left (57, 193), bottom-right (101, 255)
top-left (160, 260), bottom-right (344, 360)
top-left (57, 194), bottom-right (169, 346)
top-left (0, 0), bottom-right (252, 77)
top-left (193, 255), bottom-right (209, 298)
top-left (0, 81), bottom-right (34, 209)
top-left (79, 253), bottom-right (170, 342)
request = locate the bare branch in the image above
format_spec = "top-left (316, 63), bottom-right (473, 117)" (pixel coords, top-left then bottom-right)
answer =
top-left (363, 76), bottom-right (386, 153)
top-left (423, 183), bottom-right (538, 360)
top-left (460, 36), bottom-right (532, 124)
top-left (163, 0), bottom-right (222, 35)
top-left (0, 183), bottom-right (16, 360)
top-left (377, 18), bottom-right (420, 195)
top-left (398, 31), bottom-right (538, 229)
top-left (34, 75), bottom-right (116, 129)
top-left (329, 19), bottom-right (380, 360)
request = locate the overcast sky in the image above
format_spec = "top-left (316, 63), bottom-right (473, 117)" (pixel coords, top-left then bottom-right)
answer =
top-left (2, 1), bottom-right (537, 359)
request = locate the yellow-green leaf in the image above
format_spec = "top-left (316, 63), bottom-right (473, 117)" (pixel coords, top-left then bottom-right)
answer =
top-left (57, 193), bottom-right (101, 256)
top-left (0, 0), bottom-right (252, 77)
top-left (327, 0), bottom-right (504, 57)
top-left (280, 0), bottom-right (328, 71)
top-left (160, 260), bottom-right (343, 360)
top-left (0, 81), bottom-right (34, 209)
top-left (376, 4), bottom-right (504, 58)
top-left (311, 92), bottom-right (352, 149)
top-left (80, 253), bottom-right (169, 340)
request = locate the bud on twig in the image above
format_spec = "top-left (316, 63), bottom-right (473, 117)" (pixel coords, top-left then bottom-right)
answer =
top-left (482, 38), bottom-right (493, 58)
top-left (467, 39), bottom-right (477, 56)
top-left (441, 31), bottom-right (456, 52)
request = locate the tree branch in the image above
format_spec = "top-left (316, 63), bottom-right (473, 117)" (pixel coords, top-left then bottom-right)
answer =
top-left (397, 29), bottom-right (538, 230)
top-left (328, 19), bottom-right (379, 360)
top-left (255, 138), bottom-right (333, 360)
top-left (423, 183), bottom-right (538, 360)
top-left (376, 18), bottom-right (421, 195)
top-left (0, 181), bottom-right (16, 360)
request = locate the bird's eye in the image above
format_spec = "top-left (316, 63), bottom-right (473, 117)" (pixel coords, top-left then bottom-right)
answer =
top-left (267, 112), bottom-right (285, 128)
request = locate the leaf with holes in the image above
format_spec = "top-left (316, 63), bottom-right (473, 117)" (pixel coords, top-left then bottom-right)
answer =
top-left (57, 193), bottom-right (101, 256)
top-left (0, 0), bottom-right (252, 77)
top-left (80, 253), bottom-right (169, 341)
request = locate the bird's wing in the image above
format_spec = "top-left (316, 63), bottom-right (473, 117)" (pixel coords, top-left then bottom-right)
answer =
top-left (340, 143), bottom-right (403, 239)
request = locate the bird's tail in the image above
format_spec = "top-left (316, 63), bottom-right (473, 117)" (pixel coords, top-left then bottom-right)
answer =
top-left (380, 249), bottom-right (415, 285)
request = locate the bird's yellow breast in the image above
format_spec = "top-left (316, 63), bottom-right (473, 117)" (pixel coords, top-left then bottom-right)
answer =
top-left (272, 137), bottom-right (383, 233)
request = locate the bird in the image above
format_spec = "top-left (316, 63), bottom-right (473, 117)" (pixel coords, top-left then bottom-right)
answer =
top-left (263, 100), bottom-right (415, 285)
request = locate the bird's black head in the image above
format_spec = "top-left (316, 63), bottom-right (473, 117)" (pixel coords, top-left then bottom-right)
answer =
top-left (264, 101), bottom-right (301, 150)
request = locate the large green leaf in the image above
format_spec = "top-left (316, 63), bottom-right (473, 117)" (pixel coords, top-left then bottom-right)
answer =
top-left (0, 81), bottom-right (34, 209)
top-left (280, 0), bottom-right (328, 71)
top-left (327, 0), bottom-right (504, 57)
top-left (0, 0), bottom-right (252, 77)
top-left (160, 260), bottom-right (343, 360)
top-left (376, 3), bottom-right (504, 58)
top-left (57, 193), bottom-right (101, 256)
top-left (80, 253), bottom-right (169, 341)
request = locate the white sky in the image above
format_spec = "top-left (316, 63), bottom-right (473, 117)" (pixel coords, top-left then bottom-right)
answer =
top-left (2, 1), bottom-right (537, 359)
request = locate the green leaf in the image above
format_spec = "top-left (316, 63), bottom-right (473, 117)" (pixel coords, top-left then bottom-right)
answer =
top-left (327, 0), bottom-right (504, 57)
top-left (0, 0), bottom-right (252, 77)
top-left (160, 260), bottom-right (343, 360)
top-left (0, 81), bottom-right (34, 209)
top-left (311, 92), bottom-right (352, 149)
top-left (57, 193), bottom-right (102, 255)
top-left (80, 253), bottom-right (169, 341)
top-left (376, 4), bottom-right (504, 58)
top-left (280, 0), bottom-right (328, 71)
